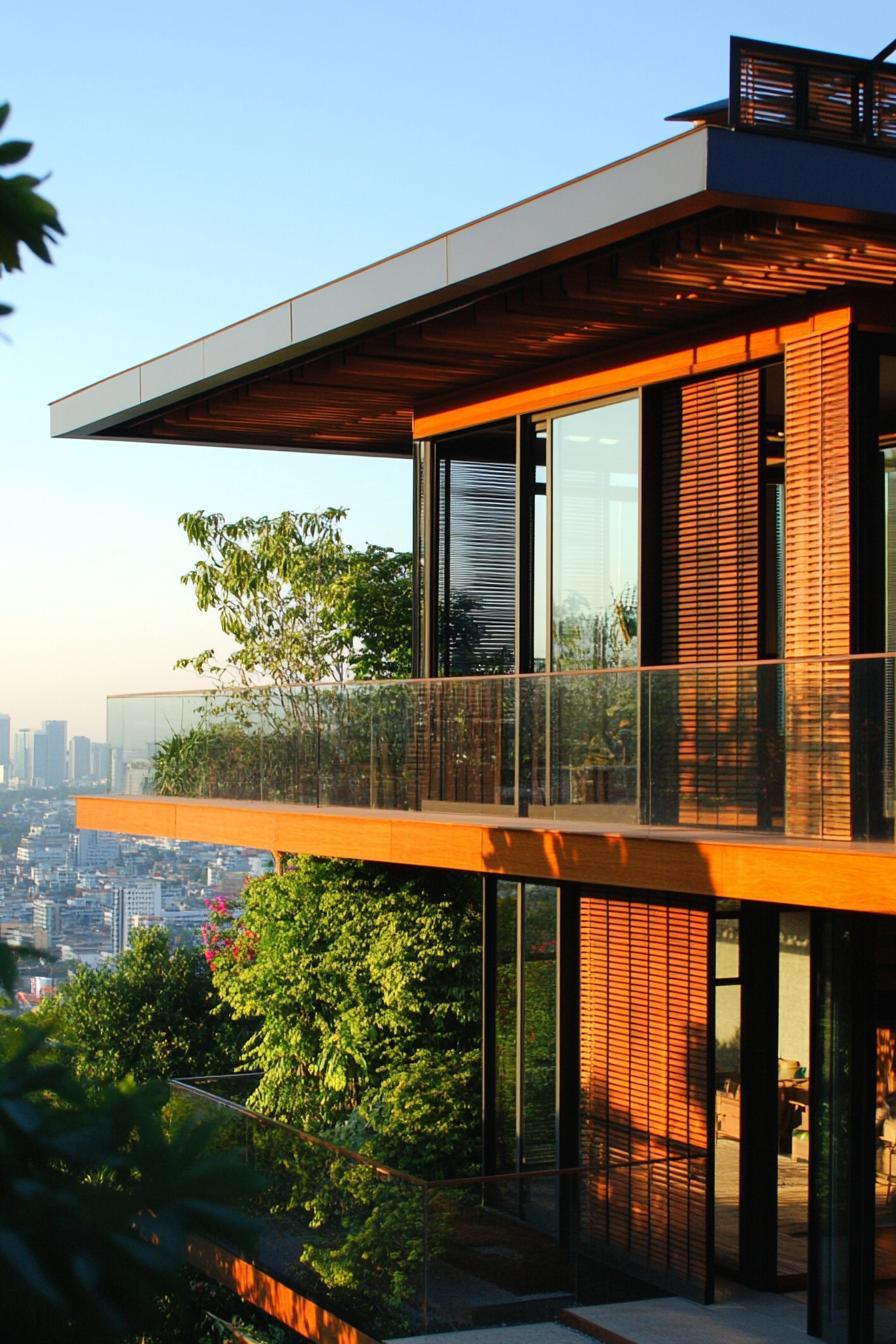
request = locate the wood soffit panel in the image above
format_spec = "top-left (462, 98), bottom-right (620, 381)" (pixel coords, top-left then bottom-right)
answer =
top-left (76, 795), bottom-right (896, 917)
top-left (112, 211), bottom-right (896, 454)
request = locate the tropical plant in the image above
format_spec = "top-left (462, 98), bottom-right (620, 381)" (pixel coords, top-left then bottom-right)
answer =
top-left (0, 949), bottom-right (259, 1343)
top-left (177, 508), bottom-right (412, 697)
top-left (0, 101), bottom-right (64, 318)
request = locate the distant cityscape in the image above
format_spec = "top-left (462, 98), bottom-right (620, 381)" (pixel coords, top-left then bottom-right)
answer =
top-left (0, 712), bottom-right (152, 795)
top-left (0, 711), bottom-right (267, 1012)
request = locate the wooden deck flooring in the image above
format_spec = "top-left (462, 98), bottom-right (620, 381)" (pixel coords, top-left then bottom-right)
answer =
top-left (716, 1137), bottom-right (896, 1340)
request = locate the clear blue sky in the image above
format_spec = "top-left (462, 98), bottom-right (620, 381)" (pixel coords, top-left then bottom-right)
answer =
top-left (2, 0), bottom-right (891, 740)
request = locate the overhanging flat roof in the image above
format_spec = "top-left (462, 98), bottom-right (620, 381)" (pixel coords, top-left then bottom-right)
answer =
top-left (51, 125), bottom-right (896, 452)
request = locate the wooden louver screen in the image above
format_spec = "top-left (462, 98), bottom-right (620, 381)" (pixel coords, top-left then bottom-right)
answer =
top-left (738, 53), bottom-right (799, 128)
top-left (660, 369), bottom-right (761, 826)
top-left (873, 72), bottom-right (896, 145)
top-left (733, 40), bottom-right (896, 149)
top-left (579, 893), bottom-right (711, 1297)
top-left (784, 328), bottom-right (852, 840)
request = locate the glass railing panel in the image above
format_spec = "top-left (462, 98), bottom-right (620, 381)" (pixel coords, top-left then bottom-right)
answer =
top-left (423, 1171), bottom-right (579, 1333)
top-left (108, 656), bottom-right (896, 843)
top-left (170, 1077), bottom-right (427, 1340)
top-left (537, 667), bottom-right (638, 822)
top-left (642, 661), bottom-right (786, 831)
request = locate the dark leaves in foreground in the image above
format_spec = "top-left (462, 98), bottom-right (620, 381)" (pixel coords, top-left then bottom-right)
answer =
top-left (0, 1018), bottom-right (260, 1344)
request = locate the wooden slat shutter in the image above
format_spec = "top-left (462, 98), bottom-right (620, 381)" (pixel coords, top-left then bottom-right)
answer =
top-left (784, 328), bottom-right (852, 840)
top-left (660, 369), bottom-right (761, 826)
top-left (579, 892), bottom-right (711, 1299)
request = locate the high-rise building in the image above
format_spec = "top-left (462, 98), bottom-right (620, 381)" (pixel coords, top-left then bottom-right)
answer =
top-left (13, 729), bottom-right (31, 785)
top-left (43, 721), bottom-right (67, 787)
top-left (90, 742), bottom-right (111, 783)
top-left (110, 879), bottom-right (162, 956)
top-left (31, 730), bottom-right (48, 786)
top-left (68, 735), bottom-right (91, 783)
top-left (0, 714), bottom-right (10, 785)
top-left (32, 898), bottom-right (61, 951)
top-left (123, 760), bottom-right (153, 796)
top-left (76, 828), bottom-right (121, 868)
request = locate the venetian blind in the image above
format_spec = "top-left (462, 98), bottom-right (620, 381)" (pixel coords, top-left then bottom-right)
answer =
top-left (579, 892), bottom-right (711, 1297)
top-left (660, 369), bottom-right (762, 826)
top-left (784, 327), bottom-right (852, 840)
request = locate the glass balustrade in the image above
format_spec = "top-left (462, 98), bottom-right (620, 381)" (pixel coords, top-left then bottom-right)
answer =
top-left (170, 1075), bottom-right (701, 1339)
top-left (107, 654), bottom-right (896, 842)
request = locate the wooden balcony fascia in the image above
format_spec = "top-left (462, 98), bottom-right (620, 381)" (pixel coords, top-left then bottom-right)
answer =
top-left (76, 794), bottom-right (896, 916)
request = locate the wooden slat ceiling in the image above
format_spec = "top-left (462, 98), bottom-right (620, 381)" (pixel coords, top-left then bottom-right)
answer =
top-left (125, 210), bottom-right (896, 454)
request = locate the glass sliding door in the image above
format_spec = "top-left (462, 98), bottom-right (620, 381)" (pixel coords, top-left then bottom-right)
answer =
top-left (778, 911), bottom-right (811, 1282)
top-left (550, 395), bottom-right (640, 672)
top-left (487, 880), bottom-right (560, 1232)
top-left (714, 911), bottom-right (742, 1271)
top-left (545, 395), bottom-right (640, 815)
top-left (494, 880), bottom-right (519, 1174)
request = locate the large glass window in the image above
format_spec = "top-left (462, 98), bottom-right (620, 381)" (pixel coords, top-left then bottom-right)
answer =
top-left (434, 424), bottom-right (516, 677)
top-left (777, 911), bottom-right (811, 1280)
top-left (488, 881), bottom-right (559, 1230)
top-left (715, 911), bottom-right (741, 1270)
top-left (550, 397), bottom-right (639, 671)
top-left (494, 881), bottom-right (519, 1173)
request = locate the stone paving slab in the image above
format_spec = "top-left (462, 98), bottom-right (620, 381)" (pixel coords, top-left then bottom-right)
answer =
top-left (390, 1323), bottom-right (589, 1344)
top-left (565, 1295), bottom-right (809, 1344)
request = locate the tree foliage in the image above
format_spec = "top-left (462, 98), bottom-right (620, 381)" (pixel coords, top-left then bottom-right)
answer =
top-left (37, 926), bottom-right (248, 1087)
top-left (0, 996), bottom-right (258, 1342)
top-left (207, 858), bottom-right (480, 1163)
top-left (0, 102), bottom-right (64, 318)
top-left (177, 508), bottom-right (412, 694)
top-left (202, 858), bottom-right (480, 1330)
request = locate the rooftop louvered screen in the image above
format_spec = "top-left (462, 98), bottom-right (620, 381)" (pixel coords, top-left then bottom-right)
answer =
top-left (732, 38), bottom-right (896, 149)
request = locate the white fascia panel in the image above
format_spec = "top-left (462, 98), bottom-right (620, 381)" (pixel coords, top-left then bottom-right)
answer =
top-left (50, 368), bottom-right (142, 438)
top-left (51, 131), bottom-right (709, 440)
top-left (202, 302), bottom-right (293, 380)
top-left (289, 238), bottom-right (449, 347)
top-left (139, 341), bottom-right (205, 404)
top-left (446, 132), bottom-right (709, 284)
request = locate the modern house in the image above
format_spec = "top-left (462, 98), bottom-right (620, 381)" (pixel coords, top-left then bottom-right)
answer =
top-left (52, 35), bottom-right (896, 1344)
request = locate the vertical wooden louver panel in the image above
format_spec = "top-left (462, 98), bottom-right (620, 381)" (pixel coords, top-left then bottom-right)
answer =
top-left (579, 892), bottom-right (710, 1298)
top-left (784, 328), bottom-right (852, 840)
top-left (661, 369), bottom-right (761, 827)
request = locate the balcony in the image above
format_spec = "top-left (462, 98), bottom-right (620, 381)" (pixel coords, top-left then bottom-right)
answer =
top-left (107, 654), bottom-right (896, 834)
top-left (79, 655), bottom-right (896, 911)
top-left (171, 1074), bottom-right (698, 1341)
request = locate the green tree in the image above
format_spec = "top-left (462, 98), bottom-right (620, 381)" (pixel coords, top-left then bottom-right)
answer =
top-left (206, 858), bottom-right (479, 1155)
top-left (202, 858), bottom-right (480, 1331)
top-left (177, 508), bottom-right (412, 693)
top-left (0, 950), bottom-right (258, 1344)
top-left (37, 926), bottom-right (248, 1087)
top-left (0, 102), bottom-right (64, 318)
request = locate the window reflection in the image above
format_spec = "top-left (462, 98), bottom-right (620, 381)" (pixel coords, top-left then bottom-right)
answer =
top-left (551, 397), bottom-right (639, 671)
top-left (494, 881), bottom-right (518, 1173)
top-left (715, 912), bottom-right (741, 1270)
top-left (777, 911), bottom-right (811, 1280)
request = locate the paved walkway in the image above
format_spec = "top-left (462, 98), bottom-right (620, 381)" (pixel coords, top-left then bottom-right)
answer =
top-left (392, 1325), bottom-right (589, 1344)
top-left (562, 1288), bottom-right (808, 1344)
top-left (391, 1284), bottom-right (811, 1344)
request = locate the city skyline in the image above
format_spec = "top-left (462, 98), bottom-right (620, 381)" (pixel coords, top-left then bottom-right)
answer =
top-left (4, 716), bottom-right (110, 788)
